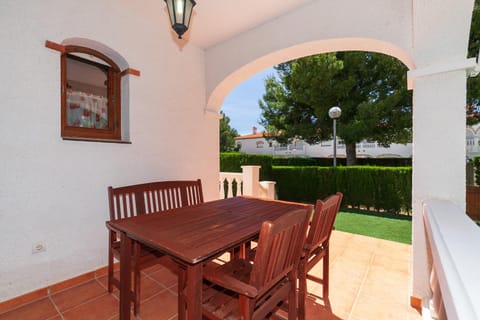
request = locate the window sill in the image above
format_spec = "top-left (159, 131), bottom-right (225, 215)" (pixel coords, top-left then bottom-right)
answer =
top-left (62, 137), bottom-right (132, 144)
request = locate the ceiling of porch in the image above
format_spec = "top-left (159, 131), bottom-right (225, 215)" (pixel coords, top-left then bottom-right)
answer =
top-left (186, 0), bottom-right (313, 48)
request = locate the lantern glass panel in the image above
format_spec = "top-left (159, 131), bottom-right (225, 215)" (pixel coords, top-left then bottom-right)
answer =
top-left (184, 0), bottom-right (194, 26)
top-left (166, 0), bottom-right (175, 24)
top-left (175, 0), bottom-right (186, 23)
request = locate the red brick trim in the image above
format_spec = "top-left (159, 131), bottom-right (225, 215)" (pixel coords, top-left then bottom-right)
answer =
top-left (120, 68), bottom-right (141, 77)
top-left (410, 296), bottom-right (422, 310)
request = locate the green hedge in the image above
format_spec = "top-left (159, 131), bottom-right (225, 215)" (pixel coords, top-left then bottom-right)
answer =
top-left (219, 153), bottom-right (412, 213)
top-left (272, 166), bottom-right (412, 213)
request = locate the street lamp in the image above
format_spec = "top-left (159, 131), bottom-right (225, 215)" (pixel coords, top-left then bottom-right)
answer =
top-left (328, 106), bottom-right (342, 167)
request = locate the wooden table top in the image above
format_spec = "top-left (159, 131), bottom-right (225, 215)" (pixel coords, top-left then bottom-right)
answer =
top-left (107, 197), bottom-right (309, 265)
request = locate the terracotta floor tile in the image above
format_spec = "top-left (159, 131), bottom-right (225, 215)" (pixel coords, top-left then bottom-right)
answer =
top-left (336, 248), bottom-right (374, 268)
top-left (376, 238), bottom-right (411, 251)
top-left (141, 256), bottom-right (173, 275)
top-left (51, 280), bottom-right (107, 312)
top-left (330, 256), bottom-right (371, 280)
top-left (0, 298), bottom-right (59, 320)
top-left (96, 270), bottom-right (130, 290)
top-left (327, 272), bottom-right (365, 318)
top-left (167, 284), bottom-right (179, 296)
top-left (121, 275), bottom-right (167, 302)
top-left (135, 291), bottom-right (178, 320)
top-left (303, 297), bottom-right (346, 320)
top-left (356, 279), bottom-right (409, 307)
top-left (62, 294), bottom-right (118, 320)
top-left (96, 274), bottom-right (109, 290)
top-left (141, 264), bottom-right (165, 275)
top-left (147, 266), bottom-right (179, 288)
top-left (350, 294), bottom-right (413, 320)
top-left (138, 276), bottom-right (167, 302)
top-left (407, 306), bottom-right (423, 319)
top-left (371, 254), bottom-right (410, 272)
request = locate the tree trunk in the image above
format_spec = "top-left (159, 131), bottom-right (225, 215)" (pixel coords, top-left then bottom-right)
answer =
top-left (346, 143), bottom-right (357, 166)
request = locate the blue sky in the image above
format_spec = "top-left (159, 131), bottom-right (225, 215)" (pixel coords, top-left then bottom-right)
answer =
top-left (221, 67), bottom-right (276, 135)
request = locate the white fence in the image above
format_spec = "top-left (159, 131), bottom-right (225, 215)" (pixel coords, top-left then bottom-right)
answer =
top-left (219, 165), bottom-right (276, 200)
top-left (422, 200), bottom-right (480, 320)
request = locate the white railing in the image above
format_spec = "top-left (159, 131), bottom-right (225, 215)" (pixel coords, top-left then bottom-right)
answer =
top-left (422, 200), bottom-right (480, 320)
top-left (219, 172), bottom-right (243, 198)
top-left (219, 165), bottom-right (276, 200)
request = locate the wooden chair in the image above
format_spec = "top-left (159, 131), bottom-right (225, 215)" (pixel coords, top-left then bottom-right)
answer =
top-left (298, 192), bottom-right (343, 320)
top-left (107, 179), bottom-right (203, 314)
top-left (200, 207), bottom-right (310, 320)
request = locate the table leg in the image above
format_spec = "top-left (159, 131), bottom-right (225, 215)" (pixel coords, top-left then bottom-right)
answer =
top-left (184, 263), bottom-right (202, 320)
top-left (119, 232), bottom-right (132, 320)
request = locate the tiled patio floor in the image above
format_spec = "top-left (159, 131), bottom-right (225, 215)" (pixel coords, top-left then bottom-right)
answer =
top-left (0, 230), bottom-right (421, 320)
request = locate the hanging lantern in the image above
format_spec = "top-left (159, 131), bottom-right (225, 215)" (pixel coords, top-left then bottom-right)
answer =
top-left (165, 0), bottom-right (196, 39)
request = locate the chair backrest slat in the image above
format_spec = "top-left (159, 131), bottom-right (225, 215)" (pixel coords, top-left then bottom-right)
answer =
top-left (108, 179), bottom-right (204, 221)
top-left (250, 207), bottom-right (310, 290)
top-left (306, 192), bottom-right (343, 255)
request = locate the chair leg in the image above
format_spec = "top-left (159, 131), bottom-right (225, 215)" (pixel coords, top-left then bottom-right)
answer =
top-left (133, 266), bottom-right (140, 315)
top-left (288, 273), bottom-right (297, 320)
top-left (238, 296), bottom-right (254, 320)
top-left (107, 246), bottom-right (114, 293)
top-left (178, 266), bottom-right (186, 320)
top-left (323, 247), bottom-right (329, 300)
top-left (133, 242), bottom-right (141, 315)
top-left (298, 258), bottom-right (307, 320)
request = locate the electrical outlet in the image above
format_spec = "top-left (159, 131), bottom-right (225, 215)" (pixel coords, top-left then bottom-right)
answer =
top-left (32, 241), bottom-right (46, 254)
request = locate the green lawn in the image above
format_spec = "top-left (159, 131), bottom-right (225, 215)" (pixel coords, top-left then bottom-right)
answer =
top-left (334, 209), bottom-right (412, 244)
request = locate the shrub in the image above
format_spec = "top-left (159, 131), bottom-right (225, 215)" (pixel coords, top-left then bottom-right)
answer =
top-left (219, 153), bottom-right (412, 213)
top-left (271, 166), bottom-right (412, 213)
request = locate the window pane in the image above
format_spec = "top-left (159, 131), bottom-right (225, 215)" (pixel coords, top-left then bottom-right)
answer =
top-left (66, 56), bottom-right (109, 129)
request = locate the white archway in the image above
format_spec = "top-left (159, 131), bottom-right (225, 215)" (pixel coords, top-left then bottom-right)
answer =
top-left (206, 37), bottom-right (414, 113)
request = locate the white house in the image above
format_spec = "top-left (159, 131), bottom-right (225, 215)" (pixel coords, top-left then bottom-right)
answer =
top-left (238, 124), bottom-right (480, 159)
top-left (1, 0), bottom-right (478, 318)
top-left (235, 127), bottom-right (413, 158)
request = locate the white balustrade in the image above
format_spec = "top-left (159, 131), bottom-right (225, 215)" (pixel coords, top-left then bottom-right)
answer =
top-left (219, 165), bottom-right (276, 200)
top-left (422, 200), bottom-right (480, 320)
top-left (219, 172), bottom-right (243, 198)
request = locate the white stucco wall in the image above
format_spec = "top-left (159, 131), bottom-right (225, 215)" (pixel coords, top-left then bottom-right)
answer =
top-left (0, 0), bottom-right (218, 301)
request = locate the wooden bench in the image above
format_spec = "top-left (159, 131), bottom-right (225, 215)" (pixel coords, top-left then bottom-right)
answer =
top-left (107, 179), bottom-right (203, 314)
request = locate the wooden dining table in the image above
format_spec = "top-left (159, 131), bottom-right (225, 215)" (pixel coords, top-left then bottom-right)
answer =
top-left (106, 196), bottom-right (310, 320)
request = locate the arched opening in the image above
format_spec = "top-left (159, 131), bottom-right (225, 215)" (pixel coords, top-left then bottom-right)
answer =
top-left (215, 39), bottom-right (416, 317)
top-left (207, 38), bottom-right (414, 113)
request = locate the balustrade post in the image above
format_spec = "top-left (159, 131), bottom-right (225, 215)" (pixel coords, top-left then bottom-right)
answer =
top-left (219, 179), bottom-right (226, 199)
top-left (241, 165), bottom-right (261, 197)
top-left (259, 181), bottom-right (276, 200)
top-left (227, 177), bottom-right (234, 198)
